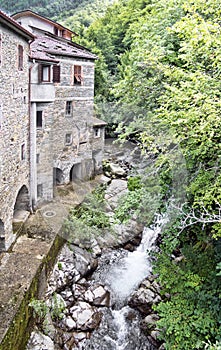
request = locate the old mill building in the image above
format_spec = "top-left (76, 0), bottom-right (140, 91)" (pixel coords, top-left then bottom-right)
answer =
top-left (0, 10), bottom-right (106, 251)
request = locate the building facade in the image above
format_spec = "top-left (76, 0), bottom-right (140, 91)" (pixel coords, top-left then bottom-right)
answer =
top-left (0, 10), bottom-right (106, 251)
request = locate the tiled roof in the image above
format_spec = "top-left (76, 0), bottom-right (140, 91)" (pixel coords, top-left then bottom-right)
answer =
top-left (0, 10), bottom-right (34, 40)
top-left (30, 35), bottom-right (97, 62)
top-left (92, 117), bottom-right (107, 126)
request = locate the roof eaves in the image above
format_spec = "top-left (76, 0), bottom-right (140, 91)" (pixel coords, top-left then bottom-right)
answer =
top-left (12, 10), bottom-right (78, 36)
top-left (0, 10), bottom-right (34, 40)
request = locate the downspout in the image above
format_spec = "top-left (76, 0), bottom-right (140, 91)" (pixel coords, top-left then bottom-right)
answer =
top-left (28, 58), bottom-right (37, 211)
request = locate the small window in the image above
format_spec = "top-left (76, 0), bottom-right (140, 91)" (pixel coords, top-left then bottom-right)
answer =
top-left (21, 144), bottom-right (25, 160)
top-left (18, 45), bottom-right (23, 71)
top-left (65, 101), bottom-right (72, 116)
top-left (94, 128), bottom-right (101, 138)
top-left (37, 184), bottom-right (43, 198)
top-left (54, 27), bottom-right (58, 35)
top-left (36, 111), bottom-right (43, 128)
top-left (36, 154), bottom-right (40, 164)
top-left (39, 64), bottom-right (51, 82)
top-left (74, 65), bottom-right (82, 85)
top-left (65, 133), bottom-right (72, 145)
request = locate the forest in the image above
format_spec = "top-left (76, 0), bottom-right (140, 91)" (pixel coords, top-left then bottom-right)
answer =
top-left (69, 1), bottom-right (221, 349)
top-left (1, 0), bottom-right (221, 348)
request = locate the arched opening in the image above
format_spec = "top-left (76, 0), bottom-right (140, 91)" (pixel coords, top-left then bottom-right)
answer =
top-left (53, 167), bottom-right (64, 185)
top-left (14, 185), bottom-right (29, 212)
top-left (0, 219), bottom-right (5, 251)
top-left (69, 163), bottom-right (82, 182)
top-left (13, 185), bottom-right (30, 233)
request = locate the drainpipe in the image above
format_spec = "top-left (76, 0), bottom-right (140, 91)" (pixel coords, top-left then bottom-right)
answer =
top-left (29, 63), bottom-right (37, 211)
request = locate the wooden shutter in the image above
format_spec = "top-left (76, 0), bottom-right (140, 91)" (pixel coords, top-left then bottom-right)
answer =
top-left (53, 65), bottom-right (60, 83)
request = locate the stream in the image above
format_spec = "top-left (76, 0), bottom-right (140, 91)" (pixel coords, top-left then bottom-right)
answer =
top-left (76, 216), bottom-right (166, 350)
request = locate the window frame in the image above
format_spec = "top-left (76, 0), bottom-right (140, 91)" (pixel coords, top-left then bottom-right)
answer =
top-left (65, 133), bottom-right (72, 145)
top-left (21, 143), bottom-right (25, 160)
top-left (94, 127), bottom-right (101, 138)
top-left (65, 101), bottom-right (72, 116)
top-left (74, 65), bottom-right (83, 85)
top-left (18, 45), bottom-right (23, 71)
top-left (36, 110), bottom-right (43, 128)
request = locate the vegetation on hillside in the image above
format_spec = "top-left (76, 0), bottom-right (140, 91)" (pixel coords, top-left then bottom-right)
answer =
top-left (73, 0), bottom-right (221, 348)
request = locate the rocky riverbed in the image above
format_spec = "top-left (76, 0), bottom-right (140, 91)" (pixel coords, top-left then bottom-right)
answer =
top-left (26, 140), bottom-right (165, 350)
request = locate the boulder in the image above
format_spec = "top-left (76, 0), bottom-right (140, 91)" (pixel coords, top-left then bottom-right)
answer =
top-left (26, 331), bottom-right (55, 350)
top-left (84, 285), bottom-right (110, 307)
top-left (129, 287), bottom-right (156, 314)
top-left (70, 301), bottom-right (102, 331)
top-left (109, 162), bottom-right (126, 177)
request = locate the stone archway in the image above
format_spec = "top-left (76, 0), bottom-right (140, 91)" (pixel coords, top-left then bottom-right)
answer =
top-left (14, 185), bottom-right (29, 212)
top-left (69, 163), bottom-right (82, 182)
top-left (53, 167), bottom-right (64, 185)
top-left (13, 185), bottom-right (30, 233)
top-left (0, 219), bottom-right (5, 251)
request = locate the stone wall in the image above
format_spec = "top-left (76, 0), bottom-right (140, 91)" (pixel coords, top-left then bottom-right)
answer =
top-left (0, 24), bottom-right (30, 250)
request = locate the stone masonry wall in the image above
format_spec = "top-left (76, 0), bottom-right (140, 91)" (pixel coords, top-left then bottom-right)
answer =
top-left (0, 25), bottom-right (30, 250)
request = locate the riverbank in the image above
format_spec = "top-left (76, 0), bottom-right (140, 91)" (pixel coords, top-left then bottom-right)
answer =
top-left (0, 175), bottom-right (109, 350)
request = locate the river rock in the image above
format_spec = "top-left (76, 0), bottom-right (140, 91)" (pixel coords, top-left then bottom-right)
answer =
top-left (84, 285), bottom-right (110, 307)
top-left (109, 162), bottom-right (126, 177)
top-left (26, 331), bottom-right (55, 350)
top-left (104, 179), bottom-right (128, 209)
top-left (128, 287), bottom-right (156, 314)
top-left (141, 313), bottom-right (159, 332)
top-left (70, 301), bottom-right (102, 331)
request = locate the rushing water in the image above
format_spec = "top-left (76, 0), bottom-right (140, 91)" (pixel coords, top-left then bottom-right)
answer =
top-left (78, 216), bottom-right (166, 350)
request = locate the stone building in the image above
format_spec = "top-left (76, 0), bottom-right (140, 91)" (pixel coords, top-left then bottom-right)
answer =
top-left (0, 11), bottom-right (34, 250)
top-left (0, 10), bottom-right (106, 251)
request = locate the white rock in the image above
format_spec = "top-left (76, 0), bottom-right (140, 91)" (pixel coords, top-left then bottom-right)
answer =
top-left (65, 316), bottom-right (76, 330)
top-left (26, 331), bottom-right (54, 350)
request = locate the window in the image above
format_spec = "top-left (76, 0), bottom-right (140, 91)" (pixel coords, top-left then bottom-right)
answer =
top-left (65, 133), bottom-right (72, 145)
top-left (36, 154), bottom-right (40, 164)
top-left (38, 64), bottom-right (51, 82)
top-left (94, 128), bottom-right (101, 138)
top-left (74, 65), bottom-right (82, 85)
top-left (37, 184), bottom-right (43, 198)
top-left (54, 27), bottom-right (58, 35)
top-left (36, 111), bottom-right (43, 128)
top-left (21, 144), bottom-right (25, 160)
top-left (65, 101), bottom-right (72, 116)
top-left (18, 45), bottom-right (23, 71)
top-left (53, 65), bottom-right (60, 83)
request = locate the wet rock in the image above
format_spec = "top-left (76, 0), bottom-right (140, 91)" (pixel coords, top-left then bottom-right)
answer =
top-left (141, 313), bottom-right (159, 332)
top-left (70, 301), bottom-right (102, 331)
top-left (129, 287), bottom-right (157, 315)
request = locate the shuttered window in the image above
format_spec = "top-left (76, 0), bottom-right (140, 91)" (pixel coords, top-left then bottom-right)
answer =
top-left (18, 45), bottom-right (23, 71)
top-left (74, 65), bottom-right (82, 85)
top-left (53, 65), bottom-right (60, 83)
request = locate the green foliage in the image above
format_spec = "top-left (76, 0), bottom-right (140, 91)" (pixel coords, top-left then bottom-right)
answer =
top-left (64, 186), bottom-right (111, 241)
top-left (50, 293), bottom-right (65, 321)
top-left (29, 299), bottom-right (49, 333)
top-left (114, 188), bottom-right (143, 223)
top-left (127, 176), bottom-right (142, 191)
